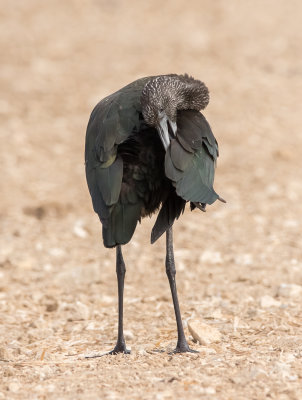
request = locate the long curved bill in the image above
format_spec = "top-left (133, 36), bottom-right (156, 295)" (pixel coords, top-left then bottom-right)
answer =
top-left (157, 114), bottom-right (177, 151)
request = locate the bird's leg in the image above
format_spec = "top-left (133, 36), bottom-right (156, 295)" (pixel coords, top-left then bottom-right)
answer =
top-left (165, 227), bottom-right (198, 354)
top-left (109, 245), bottom-right (130, 354)
top-left (85, 245), bottom-right (130, 358)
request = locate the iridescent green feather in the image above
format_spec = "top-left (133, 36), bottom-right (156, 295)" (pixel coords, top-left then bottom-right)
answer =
top-left (165, 110), bottom-right (219, 205)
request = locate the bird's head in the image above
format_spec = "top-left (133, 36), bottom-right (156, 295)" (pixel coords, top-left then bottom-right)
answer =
top-left (141, 74), bottom-right (209, 150)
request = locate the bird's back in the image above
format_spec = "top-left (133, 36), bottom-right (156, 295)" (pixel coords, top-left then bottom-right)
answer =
top-left (85, 76), bottom-right (221, 248)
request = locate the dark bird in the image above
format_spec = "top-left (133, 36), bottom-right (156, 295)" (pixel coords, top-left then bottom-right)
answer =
top-left (85, 74), bottom-right (225, 355)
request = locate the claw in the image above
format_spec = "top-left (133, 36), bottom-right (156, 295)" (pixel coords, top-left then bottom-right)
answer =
top-left (170, 345), bottom-right (199, 354)
top-left (85, 347), bottom-right (131, 358)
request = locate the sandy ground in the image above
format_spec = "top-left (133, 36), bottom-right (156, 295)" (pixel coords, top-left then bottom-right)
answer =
top-left (1, 0), bottom-right (302, 399)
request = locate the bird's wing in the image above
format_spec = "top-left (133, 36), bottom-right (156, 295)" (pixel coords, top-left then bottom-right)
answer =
top-left (85, 78), bottom-right (151, 247)
top-left (165, 110), bottom-right (220, 204)
top-left (85, 84), bottom-right (144, 164)
top-left (151, 190), bottom-right (186, 244)
top-left (101, 199), bottom-right (143, 248)
top-left (85, 86), bottom-right (140, 210)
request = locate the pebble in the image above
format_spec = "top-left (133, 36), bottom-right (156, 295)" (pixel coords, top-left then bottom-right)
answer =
top-left (249, 367), bottom-right (268, 379)
top-left (71, 301), bottom-right (90, 320)
top-left (235, 253), bottom-right (253, 266)
top-left (45, 298), bottom-right (58, 312)
top-left (260, 295), bottom-right (281, 308)
top-left (188, 319), bottom-right (221, 345)
top-left (37, 365), bottom-right (55, 380)
top-left (43, 263), bottom-right (53, 272)
top-left (18, 257), bottom-right (35, 270)
top-left (85, 321), bottom-right (102, 331)
top-left (73, 220), bottom-right (88, 238)
top-left (266, 183), bottom-right (280, 197)
top-left (124, 330), bottom-right (134, 341)
top-left (49, 247), bottom-right (65, 257)
top-left (200, 251), bottom-right (223, 264)
top-left (8, 381), bottom-right (20, 393)
top-left (277, 283), bottom-right (302, 298)
top-left (203, 387), bottom-right (216, 395)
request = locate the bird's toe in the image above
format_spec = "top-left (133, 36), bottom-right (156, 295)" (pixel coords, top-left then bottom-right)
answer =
top-left (170, 343), bottom-right (199, 354)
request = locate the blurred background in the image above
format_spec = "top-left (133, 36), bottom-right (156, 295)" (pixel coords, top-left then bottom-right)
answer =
top-left (1, 0), bottom-right (302, 398)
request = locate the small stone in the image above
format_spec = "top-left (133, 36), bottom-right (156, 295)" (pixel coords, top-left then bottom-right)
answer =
top-left (72, 301), bottom-right (90, 320)
top-left (211, 309), bottom-right (223, 319)
top-left (18, 257), bottom-right (35, 270)
top-left (85, 321), bottom-right (102, 331)
top-left (46, 299), bottom-right (58, 312)
top-left (38, 365), bottom-right (55, 380)
top-left (200, 251), bottom-right (223, 264)
top-left (124, 330), bottom-right (134, 341)
top-left (73, 220), bottom-right (88, 238)
top-left (250, 367), bottom-right (268, 379)
top-left (199, 347), bottom-right (217, 355)
top-left (8, 381), bottom-right (20, 393)
top-left (204, 387), bottom-right (216, 395)
top-left (47, 384), bottom-right (56, 393)
top-left (277, 283), bottom-right (302, 298)
top-left (49, 247), bottom-right (65, 257)
top-left (43, 263), bottom-right (53, 272)
top-left (188, 319), bottom-right (221, 345)
top-left (235, 253), bottom-right (253, 266)
top-left (266, 183), bottom-right (280, 197)
top-left (260, 295), bottom-right (281, 308)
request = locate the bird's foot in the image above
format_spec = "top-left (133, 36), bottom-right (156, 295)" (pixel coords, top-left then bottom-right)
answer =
top-left (108, 345), bottom-right (131, 355)
top-left (171, 346), bottom-right (199, 354)
top-left (85, 343), bottom-right (130, 358)
top-left (170, 341), bottom-right (199, 354)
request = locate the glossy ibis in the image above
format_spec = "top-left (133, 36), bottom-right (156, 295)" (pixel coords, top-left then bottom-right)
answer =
top-left (85, 74), bottom-right (224, 355)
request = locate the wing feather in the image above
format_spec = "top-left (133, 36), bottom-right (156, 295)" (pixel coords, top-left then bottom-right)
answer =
top-left (151, 191), bottom-right (186, 244)
top-left (85, 77), bottom-right (153, 247)
top-left (165, 110), bottom-right (220, 205)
